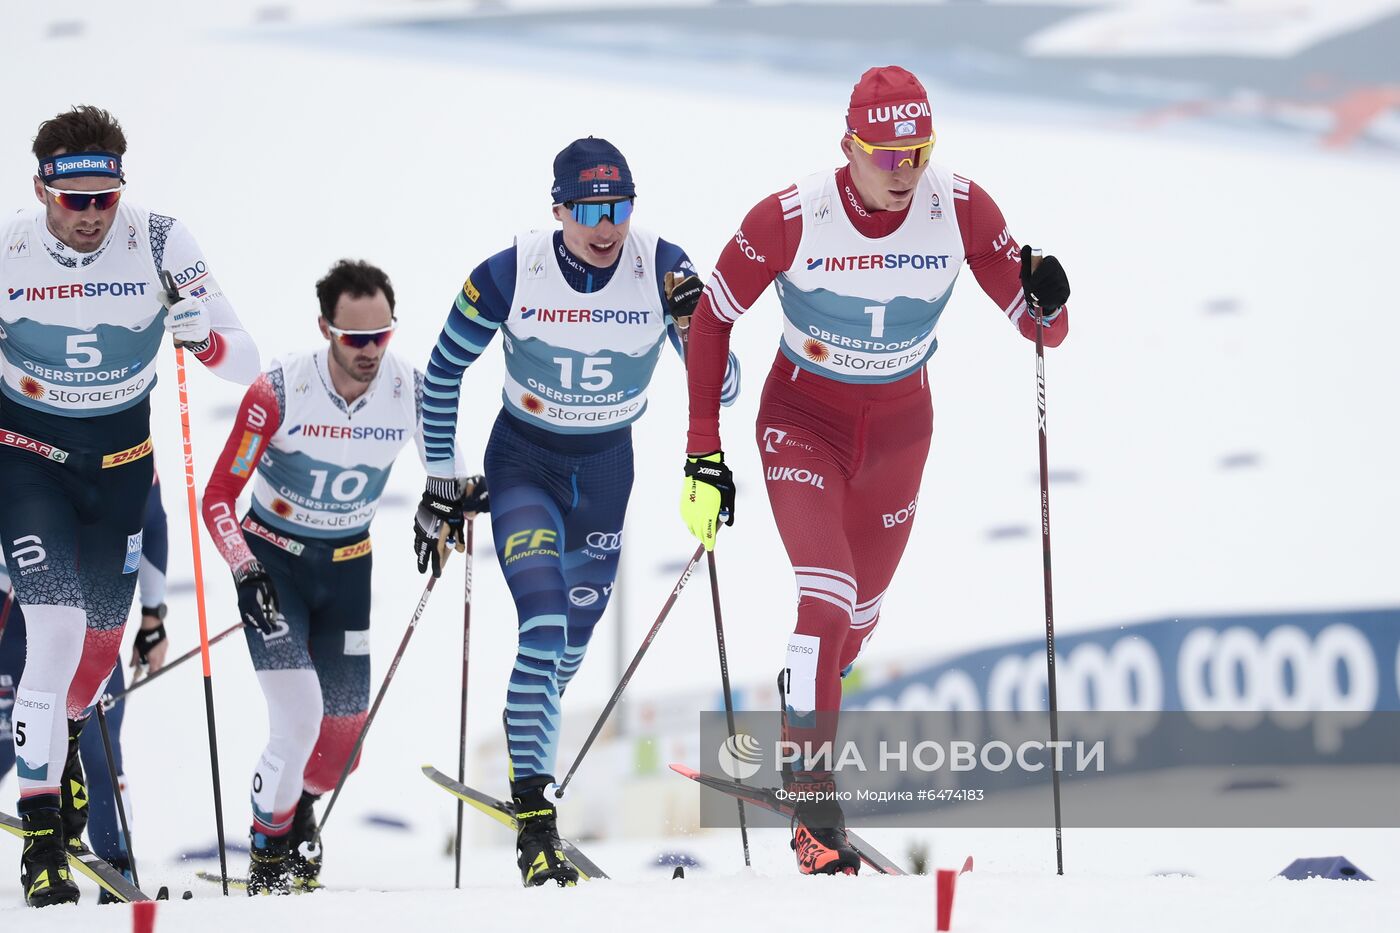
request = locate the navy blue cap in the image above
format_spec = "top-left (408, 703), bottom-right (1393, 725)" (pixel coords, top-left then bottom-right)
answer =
top-left (551, 137), bottom-right (635, 204)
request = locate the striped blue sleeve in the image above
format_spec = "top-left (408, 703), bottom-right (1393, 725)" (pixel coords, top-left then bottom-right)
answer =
top-left (656, 238), bottom-right (741, 407)
top-left (423, 247), bottom-right (515, 476)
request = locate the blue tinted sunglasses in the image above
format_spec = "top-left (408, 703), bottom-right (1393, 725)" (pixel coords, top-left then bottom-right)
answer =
top-left (565, 198), bottom-right (634, 227)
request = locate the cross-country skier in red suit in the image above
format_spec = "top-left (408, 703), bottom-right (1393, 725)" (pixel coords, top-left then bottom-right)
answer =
top-left (679, 66), bottom-right (1071, 875)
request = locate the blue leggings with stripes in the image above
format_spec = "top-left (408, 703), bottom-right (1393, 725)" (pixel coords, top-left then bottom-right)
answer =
top-left (483, 410), bottom-right (633, 785)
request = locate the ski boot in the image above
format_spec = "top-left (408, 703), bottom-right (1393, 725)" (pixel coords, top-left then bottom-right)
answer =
top-left (787, 773), bottom-right (860, 876)
top-left (287, 792), bottom-right (324, 892)
top-left (512, 779), bottom-right (579, 887)
top-left (247, 831), bottom-right (292, 896)
top-left (60, 718), bottom-right (90, 853)
top-left (19, 805), bottom-right (80, 907)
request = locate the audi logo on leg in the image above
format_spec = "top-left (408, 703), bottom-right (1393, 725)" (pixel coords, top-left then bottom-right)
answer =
top-left (585, 531), bottom-right (623, 551)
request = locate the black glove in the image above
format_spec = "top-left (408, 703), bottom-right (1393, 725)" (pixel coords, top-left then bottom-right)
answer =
top-left (1019, 246), bottom-right (1070, 314)
top-left (131, 618), bottom-right (167, 666)
top-left (233, 561), bottom-right (281, 635)
top-left (665, 272), bottom-right (704, 319)
top-left (460, 474), bottom-right (489, 516)
top-left (415, 476), bottom-right (466, 577)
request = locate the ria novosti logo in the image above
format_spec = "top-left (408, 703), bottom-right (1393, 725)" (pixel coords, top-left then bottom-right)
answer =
top-left (717, 733), bottom-right (763, 780)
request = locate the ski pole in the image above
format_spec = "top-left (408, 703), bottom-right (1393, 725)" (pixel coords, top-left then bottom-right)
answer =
top-left (555, 544), bottom-right (707, 798)
top-left (317, 544), bottom-right (451, 838)
top-left (454, 518), bottom-right (474, 889)
top-left (101, 623), bottom-right (245, 710)
top-left (1020, 244), bottom-right (1065, 875)
top-left (162, 269), bottom-right (230, 895)
top-left (707, 551), bottom-right (750, 867)
top-left (95, 704), bottom-right (139, 890)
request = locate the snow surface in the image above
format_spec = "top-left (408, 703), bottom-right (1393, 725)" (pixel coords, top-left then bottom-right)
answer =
top-left (2, 2), bottom-right (1398, 929)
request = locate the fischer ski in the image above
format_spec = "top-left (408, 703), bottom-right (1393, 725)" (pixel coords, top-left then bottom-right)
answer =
top-left (1, 810), bottom-right (152, 902)
top-left (420, 765), bottom-right (609, 880)
top-left (668, 764), bottom-right (908, 875)
top-left (195, 870), bottom-right (327, 894)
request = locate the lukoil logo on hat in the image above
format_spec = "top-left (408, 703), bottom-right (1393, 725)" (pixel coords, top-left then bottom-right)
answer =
top-left (847, 65), bottom-right (934, 144)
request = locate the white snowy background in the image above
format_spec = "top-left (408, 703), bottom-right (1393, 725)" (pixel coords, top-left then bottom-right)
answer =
top-left (1, 1), bottom-right (1397, 930)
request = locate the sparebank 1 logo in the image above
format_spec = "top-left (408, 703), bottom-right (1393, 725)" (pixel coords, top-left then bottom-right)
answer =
top-left (717, 732), bottom-right (763, 780)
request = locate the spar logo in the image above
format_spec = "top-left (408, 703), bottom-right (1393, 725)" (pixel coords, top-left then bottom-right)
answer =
top-left (804, 254), bottom-right (950, 272)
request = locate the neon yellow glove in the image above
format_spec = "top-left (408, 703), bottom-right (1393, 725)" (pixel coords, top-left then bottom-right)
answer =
top-left (680, 451), bottom-right (735, 551)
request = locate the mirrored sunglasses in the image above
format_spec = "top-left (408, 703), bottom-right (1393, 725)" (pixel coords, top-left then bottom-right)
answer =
top-left (849, 133), bottom-right (934, 171)
top-left (326, 321), bottom-right (396, 349)
top-left (44, 183), bottom-right (124, 212)
top-left (565, 198), bottom-right (634, 228)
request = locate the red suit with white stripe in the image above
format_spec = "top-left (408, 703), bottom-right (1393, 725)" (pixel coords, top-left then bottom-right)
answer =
top-left (687, 154), bottom-right (1068, 754)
